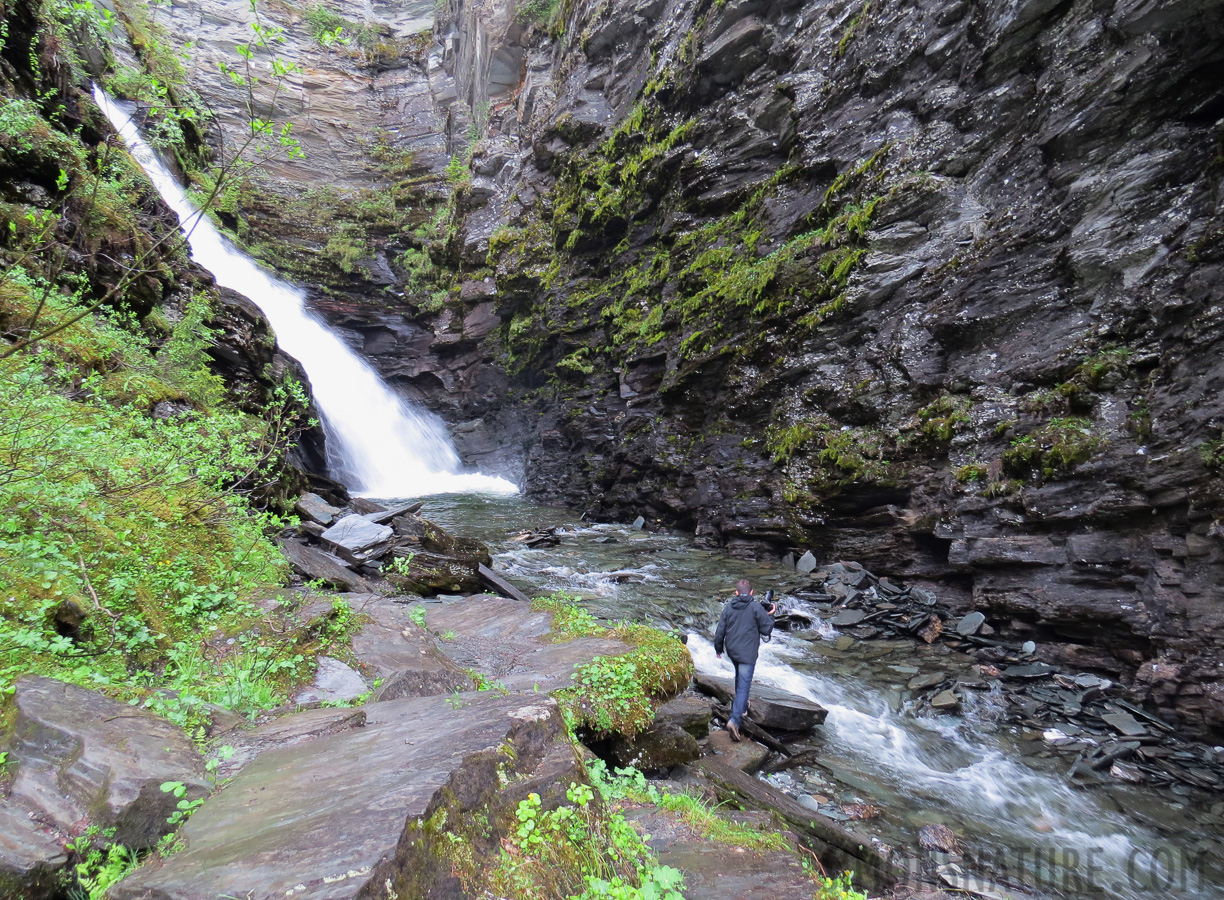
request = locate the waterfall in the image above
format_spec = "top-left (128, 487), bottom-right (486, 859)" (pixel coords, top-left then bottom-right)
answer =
top-left (93, 87), bottom-right (517, 499)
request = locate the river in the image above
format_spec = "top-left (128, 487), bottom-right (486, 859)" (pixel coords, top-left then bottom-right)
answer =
top-left (419, 493), bottom-right (1224, 900)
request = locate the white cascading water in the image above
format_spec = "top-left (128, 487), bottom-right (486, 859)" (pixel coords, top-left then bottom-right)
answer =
top-left (93, 87), bottom-right (518, 499)
top-left (686, 633), bottom-right (1216, 900)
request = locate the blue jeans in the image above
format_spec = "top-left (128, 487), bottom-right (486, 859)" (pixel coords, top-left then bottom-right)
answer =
top-left (729, 660), bottom-right (755, 728)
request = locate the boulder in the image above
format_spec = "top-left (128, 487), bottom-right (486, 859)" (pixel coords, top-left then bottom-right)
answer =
top-left (110, 695), bottom-right (581, 900)
top-left (693, 674), bottom-right (827, 732)
top-left (609, 721), bottom-right (700, 770)
top-left (795, 550), bottom-right (818, 575)
top-left (655, 693), bottom-right (713, 739)
top-left (320, 515), bottom-right (393, 563)
top-left (4, 676), bottom-right (208, 849)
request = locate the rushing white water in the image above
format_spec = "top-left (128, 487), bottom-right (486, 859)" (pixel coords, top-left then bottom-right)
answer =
top-left (93, 87), bottom-right (517, 499)
top-left (686, 633), bottom-right (1214, 899)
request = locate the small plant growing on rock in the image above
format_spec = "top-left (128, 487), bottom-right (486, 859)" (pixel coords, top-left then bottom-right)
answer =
top-left (1002, 417), bottom-right (1103, 480)
top-left (159, 781), bottom-right (206, 826)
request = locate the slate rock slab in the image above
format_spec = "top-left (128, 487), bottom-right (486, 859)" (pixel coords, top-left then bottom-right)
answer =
top-left (609, 721), bottom-right (699, 770)
top-left (348, 597), bottom-right (471, 701)
top-left (627, 806), bottom-right (814, 900)
top-left (292, 657), bottom-right (368, 706)
top-left (426, 596), bottom-right (635, 693)
top-left (706, 729), bottom-right (770, 774)
top-left (111, 694), bottom-right (579, 900)
top-left (277, 539), bottom-right (370, 593)
top-left (320, 514), bottom-right (393, 562)
top-left (654, 693), bottom-right (712, 740)
top-left (5, 676), bottom-right (208, 849)
top-left (832, 608), bottom-right (867, 626)
top-left (956, 611), bottom-right (987, 635)
top-left (294, 492), bottom-right (340, 526)
top-left (693, 674), bottom-right (827, 731)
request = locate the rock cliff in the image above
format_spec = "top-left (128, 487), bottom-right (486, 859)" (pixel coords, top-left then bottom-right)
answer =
top-left (431, 0), bottom-right (1224, 737)
top-left (162, 0), bottom-right (1224, 736)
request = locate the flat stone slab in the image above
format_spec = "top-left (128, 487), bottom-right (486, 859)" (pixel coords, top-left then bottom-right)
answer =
top-left (320, 514), bottom-right (392, 560)
top-left (112, 694), bottom-right (577, 900)
top-left (625, 806), bottom-right (812, 900)
top-left (5, 676), bottom-right (208, 849)
top-left (294, 492), bottom-right (340, 526)
top-left (706, 729), bottom-right (770, 773)
top-left (277, 539), bottom-right (370, 593)
top-left (426, 596), bottom-right (634, 692)
top-left (216, 708), bottom-right (367, 782)
top-left (348, 597), bottom-right (472, 701)
top-left (292, 657), bottom-right (368, 706)
top-left (693, 674), bottom-right (828, 732)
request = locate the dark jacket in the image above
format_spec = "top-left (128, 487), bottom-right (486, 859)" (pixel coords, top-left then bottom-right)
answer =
top-left (713, 593), bottom-right (774, 664)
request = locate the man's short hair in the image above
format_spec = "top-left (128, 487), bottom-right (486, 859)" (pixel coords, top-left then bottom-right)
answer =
top-left (736, 578), bottom-right (752, 594)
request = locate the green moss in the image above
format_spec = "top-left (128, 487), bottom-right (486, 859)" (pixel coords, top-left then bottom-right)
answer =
top-left (915, 394), bottom-right (972, 445)
top-left (1001, 417), bottom-right (1104, 480)
top-left (1200, 436), bottom-right (1224, 473)
top-left (954, 463), bottom-right (988, 483)
top-left (530, 594), bottom-right (693, 738)
top-left (835, 0), bottom-right (874, 57)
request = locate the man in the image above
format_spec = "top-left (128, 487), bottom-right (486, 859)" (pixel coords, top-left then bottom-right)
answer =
top-left (713, 578), bottom-right (776, 741)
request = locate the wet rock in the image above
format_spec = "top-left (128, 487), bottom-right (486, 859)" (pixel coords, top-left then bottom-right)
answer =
top-left (931, 690), bottom-right (960, 711)
top-left (0, 805), bottom-right (68, 898)
top-left (292, 657), bottom-right (368, 706)
top-left (610, 722), bottom-right (699, 771)
top-left (362, 501), bottom-right (424, 525)
top-left (628, 806), bottom-right (815, 900)
top-left (277, 539), bottom-right (370, 593)
top-left (706, 729), bottom-right (770, 774)
top-left (111, 695), bottom-right (580, 900)
top-left (320, 515), bottom-right (393, 564)
top-left (918, 616), bottom-right (944, 644)
top-left (834, 635), bottom-right (856, 651)
top-left (796, 550), bottom-right (818, 575)
top-left (350, 598), bottom-right (474, 701)
top-left (655, 693), bottom-right (713, 740)
top-left (1110, 761), bottom-right (1147, 783)
top-left (3, 676), bottom-right (208, 850)
top-left (955, 612), bottom-right (986, 636)
top-left (831, 608), bottom-right (867, 626)
top-left (348, 498), bottom-right (387, 516)
top-left (918, 823), bottom-right (963, 854)
top-left (693, 674), bottom-right (827, 731)
top-left (425, 596), bottom-right (643, 696)
top-left (1101, 711), bottom-right (1148, 737)
top-left (294, 492), bottom-right (340, 526)
top-left (908, 672), bottom-right (947, 691)
top-left (1001, 663), bottom-right (1058, 679)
